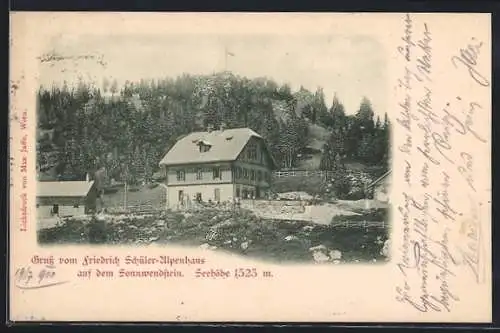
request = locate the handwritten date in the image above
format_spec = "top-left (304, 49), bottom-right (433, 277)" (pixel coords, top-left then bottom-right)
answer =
top-left (14, 265), bottom-right (68, 289)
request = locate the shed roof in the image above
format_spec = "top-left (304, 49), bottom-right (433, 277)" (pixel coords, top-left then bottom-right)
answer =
top-left (37, 181), bottom-right (95, 198)
top-left (159, 127), bottom-right (277, 168)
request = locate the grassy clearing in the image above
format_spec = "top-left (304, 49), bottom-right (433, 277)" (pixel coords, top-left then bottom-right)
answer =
top-left (103, 184), bottom-right (166, 209)
top-left (272, 174), bottom-right (325, 196)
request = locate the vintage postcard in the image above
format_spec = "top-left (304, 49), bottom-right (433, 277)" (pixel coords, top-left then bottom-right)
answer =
top-left (9, 12), bottom-right (491, 322)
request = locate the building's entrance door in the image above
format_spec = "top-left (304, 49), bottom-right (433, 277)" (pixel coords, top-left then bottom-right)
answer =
top-left (196, 193), bottom-right (202, 203)
top-left (178, 190), bottom-right (184, 204)
top-left (52, 204), bottom-right (59, 216)
top-left (214, 188), bottom-right (220, 203)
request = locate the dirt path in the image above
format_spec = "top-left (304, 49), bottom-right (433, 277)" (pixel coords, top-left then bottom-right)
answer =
top-left (37, 217), bottom-right (62, 231)
top-left (250, 203), bottom-right (360, 225)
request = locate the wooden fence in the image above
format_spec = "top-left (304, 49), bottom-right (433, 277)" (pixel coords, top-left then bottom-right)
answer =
top-left (107, 204), bottom-right (159, 214)
top-left (273, 170), bottom-right (331, 178)
top-left (273, 170), bottom-right (366, 178)
top-left (331, 220), bottom-right (387, 228)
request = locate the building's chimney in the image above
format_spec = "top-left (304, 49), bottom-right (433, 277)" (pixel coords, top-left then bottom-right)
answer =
top-left (207, 124), bottom-right (214, 133)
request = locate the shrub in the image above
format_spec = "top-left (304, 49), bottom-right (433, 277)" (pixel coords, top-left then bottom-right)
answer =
top-left (88, 217), bottom-right (107, 243)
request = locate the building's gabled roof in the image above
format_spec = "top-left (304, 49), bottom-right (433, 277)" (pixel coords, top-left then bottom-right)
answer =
top-left (367, 170), bottom-right (391, 189)
top-left (37, 181), bottom-right (95, 198)
top-left (159, 127), bottom-right (277, 168)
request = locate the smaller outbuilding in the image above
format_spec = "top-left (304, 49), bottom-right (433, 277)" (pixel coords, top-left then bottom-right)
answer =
top-left (37, 180), bottom-right (98, 218)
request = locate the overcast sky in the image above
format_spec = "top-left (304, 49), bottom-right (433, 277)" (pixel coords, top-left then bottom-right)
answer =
top-left (39, 34), bottom-right (387, 116)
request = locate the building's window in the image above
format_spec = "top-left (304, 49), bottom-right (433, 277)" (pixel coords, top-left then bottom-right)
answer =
top-left (243, 168), bottom-right (249, 179)
top-left (237, 167), bottom-right (242, 179)
top-left (251, 170), bottom-right (255, 181)
top-left (196, 193), bottom-right (202, 202)
top-left (213, 167), bottom-right (221, 180)
top-left (176, 170), bottom-right (185, 181)
top-left (257, 170), bottom-right (262, 181)
top-left (178, 190), bottom-right (184, 203)
top-left (52, 204), bottom-right (59, 215)
top-left (214, 188), bottom-right (221, 202)
top-left (198, 141), bottom-right (212, 153)
top-left (247, 144), bottom-right (257, 160)
top-left (73, 204), bottom-right (79, 208)
top-left (196, 168), bottom-right (203, 180)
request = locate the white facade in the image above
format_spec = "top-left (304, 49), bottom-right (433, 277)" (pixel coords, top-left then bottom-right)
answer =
top-left (166, 164), bottom-right (232, 186)
top-left (167, 183), bottom-right (235, 209)
top-left (37, 204), bottom-right (86, 219)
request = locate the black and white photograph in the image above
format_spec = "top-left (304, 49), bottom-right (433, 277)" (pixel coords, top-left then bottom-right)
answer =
top-left (36, 33), bottom-right (391, 264)
top-left (10, 12), bottom-right (492, 323)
